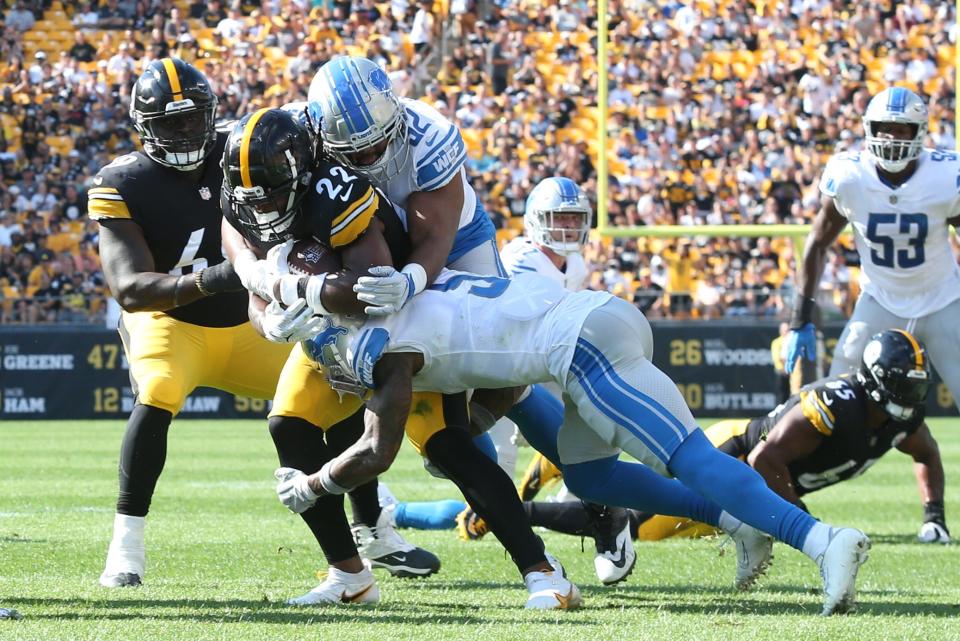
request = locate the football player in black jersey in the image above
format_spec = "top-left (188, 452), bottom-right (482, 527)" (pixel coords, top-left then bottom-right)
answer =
top-left (514, 330), bottom-right (949, 545)
top-left (90, 58), bottom-right (295, 588)
top-left (90, 60), bottom-right (436, 591)
top-left (221, 109), bottom-right (579, 609)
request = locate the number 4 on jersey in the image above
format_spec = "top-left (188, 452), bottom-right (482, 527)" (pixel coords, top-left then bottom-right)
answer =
top-left (169, 228), bottom-right (209, 275)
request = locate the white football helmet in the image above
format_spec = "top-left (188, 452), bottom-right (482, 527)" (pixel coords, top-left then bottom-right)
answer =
top-left (307, 56), bottom-right (409, 184)
top-left (863, 87), bottom-right (928, 173)
top-left (524, 177), bottom-right (592, 255)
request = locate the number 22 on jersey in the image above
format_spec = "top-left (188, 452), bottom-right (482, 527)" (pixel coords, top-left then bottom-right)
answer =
top-left (865, 212), bottom-right (927, 268)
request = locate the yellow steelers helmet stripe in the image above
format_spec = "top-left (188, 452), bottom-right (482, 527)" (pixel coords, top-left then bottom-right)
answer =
top-left (161, 58), bottom-right (183, 102)
top-left (330, 191), bottom-right (379, 248)
top-left (892, 329), bottom-right (924, 370)
top-left (240, 108), bottom-right (270, 189)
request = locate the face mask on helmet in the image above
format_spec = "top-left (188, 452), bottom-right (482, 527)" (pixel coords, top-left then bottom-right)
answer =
top-left (528, 208), bottom-right (591, 254)
top-left (326, 115), bottom-right (409, 184)
top-left (228, 175), bottom-right (308, 244)
top-left (865, 120), bottom-right (923, 173)
top-left (136, 102), bottom-right (217, 171)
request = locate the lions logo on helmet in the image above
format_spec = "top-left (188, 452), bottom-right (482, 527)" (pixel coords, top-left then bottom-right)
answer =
top-left (524, 177), bottom-right (593, 255)
top-left (856, 329), bottom-right (931, 421)
top-left (307, 56), bottom-right (410, 183)
top-left (130, 57), bottom-right (218, 171)
top-left (221, 109), bottom-right (315, 245)
top-left (863, 87), bottom-right (929, 173)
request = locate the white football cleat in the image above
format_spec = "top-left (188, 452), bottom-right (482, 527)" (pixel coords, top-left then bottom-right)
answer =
top-left (818, 528), bottom-right (870, 616)
top-left (99, 542), bottom-right (145, 588)
top-left (729, 521), bottom-right (774, 590)
top-left (286, 567), bottom-right (379, 606)
top-left (524, 563), bottom-right (582, 610)
top-left (352, 505), bottom-right (441, 578)
top-left (589, 505), bottom-right (636, 585)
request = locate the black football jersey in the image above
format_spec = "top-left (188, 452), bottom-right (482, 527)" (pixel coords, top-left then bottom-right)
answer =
top-left (88, 132), bottom-right (248, 327)
top-left (727, 375), bottom-right (924, 496)
top-left (294, 160), bottom-right (411, 265)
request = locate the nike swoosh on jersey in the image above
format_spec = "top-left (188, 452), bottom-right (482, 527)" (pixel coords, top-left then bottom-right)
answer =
top-left (423, 130), bottom-right (439, 147)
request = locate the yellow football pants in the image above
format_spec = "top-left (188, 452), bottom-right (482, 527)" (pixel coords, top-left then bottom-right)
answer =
top-left (119, 311), bottom-right (293, 415)
top-left (269, 342), bottom-right (448, 455)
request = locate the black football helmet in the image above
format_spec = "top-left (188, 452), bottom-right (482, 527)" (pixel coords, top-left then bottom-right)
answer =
top-left (130, 57), bottom-right (218, 170)
top-left (856, 329), bottom-right (931, 421)
top-left (222, 108), bottom-right (315, 245)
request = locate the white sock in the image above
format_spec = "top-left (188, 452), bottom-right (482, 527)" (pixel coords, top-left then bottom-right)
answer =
top-left (111, 513), bottom-right (145, 549)
top-left (801, 521), bottom-right (833, 561)
top-left (718, 510), bottom-right (741, 533)
top-left (327, 566), bottom-right (372, 584)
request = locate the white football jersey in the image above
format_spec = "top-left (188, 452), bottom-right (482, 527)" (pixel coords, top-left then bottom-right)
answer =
top-left (332, 270), bottom-right (612, 394)
top-left (819, 149), bottom-right (960, 317)
top-left (500, 237), bottom-right (589, 291)
top-left (375, 98), bottom-right (481, 236)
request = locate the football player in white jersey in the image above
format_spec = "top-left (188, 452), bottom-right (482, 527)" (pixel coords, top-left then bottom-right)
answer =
top-left (306, 55), bottom-right (569, 492)
top-left (387, 178), bottom-right (638, 586)
top-left (276, 263), bottom-right (872, 616)
top-left (785, 87), bottom-right (960, 417)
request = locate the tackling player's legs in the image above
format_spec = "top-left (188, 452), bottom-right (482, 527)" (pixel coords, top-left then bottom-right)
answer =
top-left (557, 297), bottom-right (870, 614)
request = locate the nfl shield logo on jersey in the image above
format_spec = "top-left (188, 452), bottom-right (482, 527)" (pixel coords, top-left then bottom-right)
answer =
top-left (198, 186), bottom-right (212, 200)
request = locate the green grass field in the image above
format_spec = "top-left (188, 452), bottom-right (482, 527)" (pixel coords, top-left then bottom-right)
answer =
top-left (1, 418), bottom-right (959, 641)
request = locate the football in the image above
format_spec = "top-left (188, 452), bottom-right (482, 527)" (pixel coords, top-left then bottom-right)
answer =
top-left (286, 238), bottom-right (342, 276)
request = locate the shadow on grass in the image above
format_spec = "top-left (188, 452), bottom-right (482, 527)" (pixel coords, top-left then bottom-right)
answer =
top-left (6, 596), bottom-right (598, 625)
top-left (865, 533), bottom-right (940, 546)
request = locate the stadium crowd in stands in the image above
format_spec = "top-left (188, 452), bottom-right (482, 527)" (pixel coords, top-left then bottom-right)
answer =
top-left (0, 0), bottom-right (955, 323)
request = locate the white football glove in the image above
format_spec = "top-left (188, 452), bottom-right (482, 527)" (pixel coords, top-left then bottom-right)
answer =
top-left (233, 248), bottom-right (275, 301)
top-left (265, 239), bottom-right (295, 274)
top-left (353, 266), bottom-right (415, 316)
top-left (261, 299), bottom-right (325, 343)
top-left (274, 466), bottom-right (319, 513)
top-left (918, 521), bottom-right (951, 544)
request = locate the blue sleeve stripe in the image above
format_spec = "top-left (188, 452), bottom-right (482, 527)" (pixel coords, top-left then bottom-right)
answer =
top-left (419, 150), bottom-right (467, 191)
top-left (415, 125), bottom-right (458, 169)
top-left (510, 264), bottom-right (538, 273)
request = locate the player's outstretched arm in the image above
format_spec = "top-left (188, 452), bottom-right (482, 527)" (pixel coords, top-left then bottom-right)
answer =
top-left (99, 219), bottom-right (208, 312)
top-left (896, 423), bottom-right (949, 543)
top-left (313, 353), bottom-right (420, 494)
top-left (785, 195), bottom-right (848, 373)
top-left (747, 404), bottom-right (824, 506)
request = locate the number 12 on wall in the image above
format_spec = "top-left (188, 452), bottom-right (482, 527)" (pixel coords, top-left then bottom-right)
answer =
top-left (865, 212), bottom-right (927, 268)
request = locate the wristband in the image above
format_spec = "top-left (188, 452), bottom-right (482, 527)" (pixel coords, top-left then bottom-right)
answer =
top-left (194, 269), bottom-right (212, 296)
top-left (790, 294), bottom-right (816, 329)
top-left (172, 274), bottom-right (187, 308)
top-left (401, 262), bottom-right (428, 298)
top-left (302, 272), bottom-right (331, 316)
top-left (318, 460), bottom-right (350, 495)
